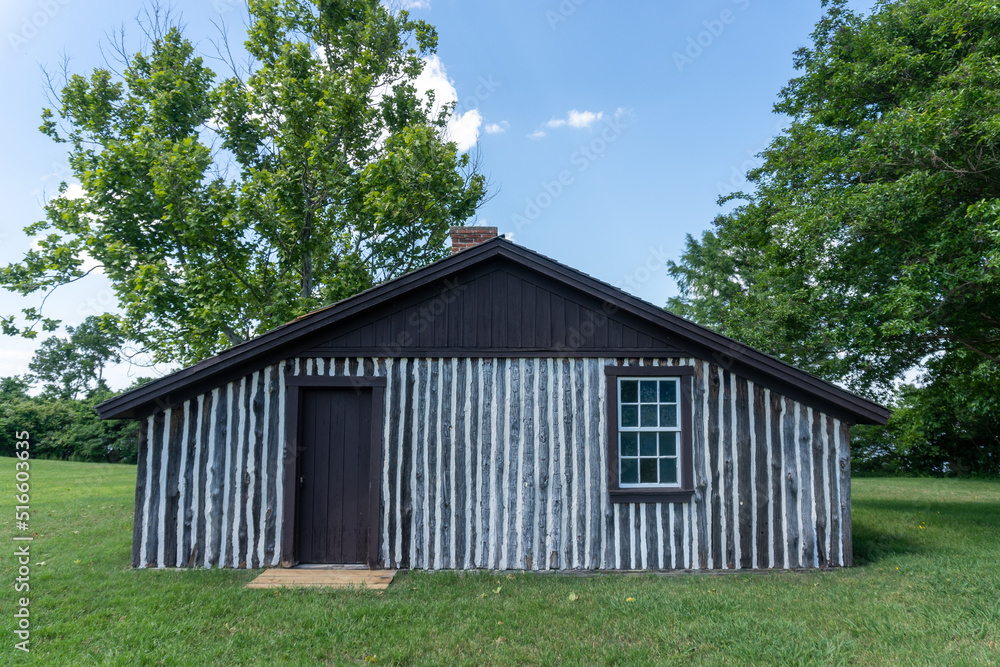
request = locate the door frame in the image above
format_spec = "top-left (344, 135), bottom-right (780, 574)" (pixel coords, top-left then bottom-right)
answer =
top-left (280, 373), bottom-right (386, 569)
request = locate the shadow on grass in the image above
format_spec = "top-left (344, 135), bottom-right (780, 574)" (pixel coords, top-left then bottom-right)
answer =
top-left (851, 498), bottom-right (999, 566)
top-left (852, 522), bottom-right (923, 566)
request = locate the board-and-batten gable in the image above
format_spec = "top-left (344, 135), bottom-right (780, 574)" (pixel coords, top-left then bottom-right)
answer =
top-left (131, 354), bottom-right (852, 572)
top-left (302, 261), bottom-right (682, 358)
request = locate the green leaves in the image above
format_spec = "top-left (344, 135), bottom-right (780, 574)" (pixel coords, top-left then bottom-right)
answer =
top-left (0, 385), bottom-right (140, 462)
top-left (2, 0), bottom-right (485, 366)
top-left (670, 0), bottom-right (1000, 469)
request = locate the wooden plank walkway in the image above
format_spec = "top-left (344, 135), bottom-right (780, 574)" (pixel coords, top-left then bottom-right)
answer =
top-left (246, 569), bottom-right (396, 590)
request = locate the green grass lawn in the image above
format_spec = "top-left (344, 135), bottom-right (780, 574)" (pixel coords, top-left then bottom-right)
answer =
top-left (1, 459), bottom-right (998, 665)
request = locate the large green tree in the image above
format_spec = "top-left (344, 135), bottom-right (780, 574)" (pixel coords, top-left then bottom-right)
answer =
top-left (1, 0), bottom-right (485, 365)
top-left (28, 315), bottom-right (124, 399)
top-left (668, 0), bottom-right (999, 471)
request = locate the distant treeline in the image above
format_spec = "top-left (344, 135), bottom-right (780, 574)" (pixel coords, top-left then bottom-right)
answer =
top-left (0, 378), bottom-right (139, 463)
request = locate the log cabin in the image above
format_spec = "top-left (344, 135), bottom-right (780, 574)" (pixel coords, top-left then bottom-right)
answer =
top-left (98, 227), bottom-right (889, 571)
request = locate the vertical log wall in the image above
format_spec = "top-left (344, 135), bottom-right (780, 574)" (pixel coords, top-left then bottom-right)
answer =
top-left (131, 356), bottom-right (852, 570)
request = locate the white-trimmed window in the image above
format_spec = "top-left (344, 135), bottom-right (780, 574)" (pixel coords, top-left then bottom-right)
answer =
top-left (604, 366), bottom-right (694, 503)
top-left (617, 377), bottom-right (681, 487)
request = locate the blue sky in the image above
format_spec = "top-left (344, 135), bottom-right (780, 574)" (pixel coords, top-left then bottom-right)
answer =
top-left (0, 0), bottom-right (876, 388)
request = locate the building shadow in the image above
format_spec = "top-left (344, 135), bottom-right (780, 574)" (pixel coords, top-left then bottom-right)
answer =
top-left (850, 498), bottom-right (999, 567)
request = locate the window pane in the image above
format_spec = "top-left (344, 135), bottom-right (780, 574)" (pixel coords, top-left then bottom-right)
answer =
top-left (640, 459), bottom-right (658, 484)
top-left (621, 405), bottom-right (638, 427)
top-left (659, 432), bottom-right (677, 457)
top-left (659, 458), bottom-right (678, 484)
top-left (639, 432), bottom-right (658, 456)
top-left (659, 404), bottom-right (677, 428)
top-left (620, 432), bottom-right (638, 457)
top-left (659, 380), bottom-right (677, 403)
top-left (640, 381), bottom-right (657, 403)
top-left (620, 458), bottom-right (638, 485)
top-left (640, 405), bottom-right (658, 427)
top-left (620, 380), bottom-right (638, 403)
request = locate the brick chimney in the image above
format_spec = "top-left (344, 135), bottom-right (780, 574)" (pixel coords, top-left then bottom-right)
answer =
top-left (449, 226), bottom-right (498, 254)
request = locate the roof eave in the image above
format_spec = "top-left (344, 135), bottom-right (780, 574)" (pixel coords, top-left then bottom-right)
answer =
top-left (98, 237), bottom-right (889, 425)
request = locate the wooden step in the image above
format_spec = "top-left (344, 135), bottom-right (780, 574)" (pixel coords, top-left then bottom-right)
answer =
top-left (246, 568), bottom-right (396, 590)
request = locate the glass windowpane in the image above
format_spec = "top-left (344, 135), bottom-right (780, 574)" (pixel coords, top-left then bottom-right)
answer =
top-left (620, 458), bottom-right (638, 485)
top-left (621, 405), bottom-right (638, 427)
top-left (659, 380), bottom-right (677, 403)
top-left (640, 459), bottom-right (658, 484)
top-left (617, 375), bottom-right (686, 487)
top-left (640, 405), bottom-right (658, 427)
top-left (620, 380), bottom-right (638, 404)
top-left (659, 458), bottom-right (678, 484)
top-left (659, 432), bottom-right (677, 457)
top-left (640, 381), bottom-right (657, 403)
top-left (620, 432), bottom-right (638, 457)
top-left (659, 404), bottom-right (677, 428)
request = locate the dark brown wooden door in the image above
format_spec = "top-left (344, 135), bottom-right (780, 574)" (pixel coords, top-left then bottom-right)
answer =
top-left (294, 387), bottom-right (373, 564)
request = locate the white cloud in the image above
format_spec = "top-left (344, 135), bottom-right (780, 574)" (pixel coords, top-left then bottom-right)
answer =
top-left (484, 121), bottom-right (509, 134)
top-left (446, 108), bottom-right (482, 151)
top-left (62, 182), bottom-right (85, 200)
top-left (535, 109), bottom-right (607, 137)
top-left (545, 109), bottom-right (604, 130)
top-left (412, 54), bottom-right (482, 152)
top-left (566, 109), bottom-right (604, 128)
top-left (545, 109), bottom-right (605, 130)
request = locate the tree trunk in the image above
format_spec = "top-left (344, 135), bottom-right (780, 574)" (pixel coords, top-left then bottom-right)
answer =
top-left (300, 208), bottom-right (314, 302)
top-left (301, 251), bottom-right (313, 302)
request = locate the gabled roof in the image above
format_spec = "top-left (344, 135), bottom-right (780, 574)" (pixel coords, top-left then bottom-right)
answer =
top-left (97, 237), bottom-right (889, 424)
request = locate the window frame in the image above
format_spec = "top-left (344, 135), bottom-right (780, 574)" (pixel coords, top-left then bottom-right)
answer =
top-left (605, 365), bottom-right (694, 503)
top-left (616, 376), bottom-right (682, 488)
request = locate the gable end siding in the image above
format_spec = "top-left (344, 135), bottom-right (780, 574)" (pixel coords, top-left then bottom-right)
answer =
top-left (304, 265), bottom-right (680, 357)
